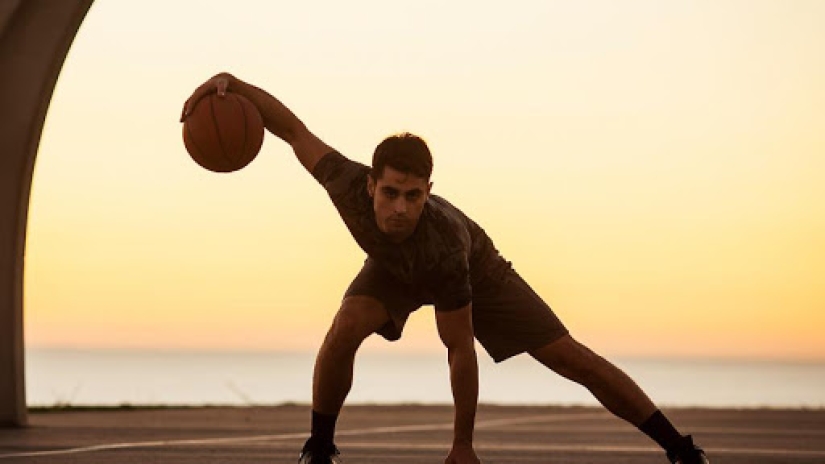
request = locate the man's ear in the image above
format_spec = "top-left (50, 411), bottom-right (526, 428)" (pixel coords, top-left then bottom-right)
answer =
top-left (427, 181), bottom-right (433, 195)
top-left (367, 175), bottom-right (376, 198)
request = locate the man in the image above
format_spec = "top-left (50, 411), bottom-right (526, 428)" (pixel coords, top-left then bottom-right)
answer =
top-left (181, 73), bottom-right (710, 464)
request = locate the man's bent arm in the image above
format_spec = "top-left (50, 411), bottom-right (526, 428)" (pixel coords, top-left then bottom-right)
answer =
top-left (182, 73), bottom-right (332, 174)
top-left (436, 305), bottom-right (480, 462)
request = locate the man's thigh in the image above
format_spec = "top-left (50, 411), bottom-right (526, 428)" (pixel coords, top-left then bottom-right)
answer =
top-left (332, 295), bottom-right (394, 342)
top-left (472, 270), bottom-right (569, 363)
top-left (344, 258), bottom-right (426, 341)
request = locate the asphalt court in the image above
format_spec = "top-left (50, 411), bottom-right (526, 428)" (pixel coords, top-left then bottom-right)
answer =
top-left (1, 405), bottom-right (824, 463)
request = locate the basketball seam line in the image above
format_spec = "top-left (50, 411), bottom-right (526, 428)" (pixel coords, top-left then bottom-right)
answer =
top-left (184, 122), bottom-right (208, 167)
top-left (209, 94), bottom-right (233, 169)
top-left (233, 93), bottom-right (250, 162)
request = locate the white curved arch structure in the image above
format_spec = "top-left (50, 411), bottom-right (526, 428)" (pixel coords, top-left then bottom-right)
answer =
top-left (0, 0), bottom-right (94, 426)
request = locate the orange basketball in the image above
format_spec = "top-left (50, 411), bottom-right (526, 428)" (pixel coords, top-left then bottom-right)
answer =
top-left (182, 92), bottom-right (264, 173)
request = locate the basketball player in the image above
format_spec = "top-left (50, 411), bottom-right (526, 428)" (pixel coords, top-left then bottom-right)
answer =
top-left (182, 73), bottom-right (710, 464)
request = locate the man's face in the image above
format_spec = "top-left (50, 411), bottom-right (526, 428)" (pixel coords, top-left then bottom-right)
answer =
top-left (368, 166), bottom-right (432, 243)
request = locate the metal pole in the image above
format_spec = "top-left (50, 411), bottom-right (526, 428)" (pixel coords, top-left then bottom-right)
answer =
top-left (0, 0), bottom-right (94, 427)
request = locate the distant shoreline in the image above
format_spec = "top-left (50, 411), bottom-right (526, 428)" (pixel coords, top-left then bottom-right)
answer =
top-left (25, 346), bottom-right (825, 364)
top-left (28, 402), bottom-right (825, 413)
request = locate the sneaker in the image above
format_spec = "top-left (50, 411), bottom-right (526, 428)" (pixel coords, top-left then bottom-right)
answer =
top-left (667, 435), bottom-right (709, 464)
top-left (298, 444), bottom-right (342, 464)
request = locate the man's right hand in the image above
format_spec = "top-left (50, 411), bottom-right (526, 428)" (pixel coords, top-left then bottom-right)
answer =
top-left (180, 72), bottom-right (236, 122)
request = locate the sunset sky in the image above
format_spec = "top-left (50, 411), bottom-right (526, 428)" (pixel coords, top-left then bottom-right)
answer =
top-left (24, 0), bottom-right (824, 360)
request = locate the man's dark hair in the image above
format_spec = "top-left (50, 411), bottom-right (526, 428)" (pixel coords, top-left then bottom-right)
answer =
top-left (371, 132), bottom-right (433, 180)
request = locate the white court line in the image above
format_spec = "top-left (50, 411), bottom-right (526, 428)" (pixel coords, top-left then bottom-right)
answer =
top-left (0, 412), bottom-right (603, 459)
top-left (2, 411), bottom-right (824, 459)
top-left (692, 426), bottom-right (825, 436)
top-left (0, 432), bottom-right (310, 459)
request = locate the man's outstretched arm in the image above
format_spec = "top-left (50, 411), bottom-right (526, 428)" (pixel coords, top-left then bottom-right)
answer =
top-left (436, 304), bottom-right (481, 464)
top-left (181, 72), bottom-right (332, 174)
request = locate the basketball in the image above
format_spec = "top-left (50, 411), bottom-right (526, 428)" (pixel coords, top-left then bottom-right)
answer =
top-left (182, 92), bottom-right (264, 173)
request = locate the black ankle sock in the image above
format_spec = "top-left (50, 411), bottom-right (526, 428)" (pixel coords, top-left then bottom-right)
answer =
top-left (308, 410), bottom-right (338, 448)
top-left (638, 410), bottom-right (685, 453)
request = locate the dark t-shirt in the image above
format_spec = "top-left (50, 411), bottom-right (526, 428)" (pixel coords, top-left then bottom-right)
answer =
top-left (312, 151), bottom-right (511, 312)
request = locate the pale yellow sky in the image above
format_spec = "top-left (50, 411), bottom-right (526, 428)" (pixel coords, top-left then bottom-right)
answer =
top-left (25, 0), bottom-right (825, 360)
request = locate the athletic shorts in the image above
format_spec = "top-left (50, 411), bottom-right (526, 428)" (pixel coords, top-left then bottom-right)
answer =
top-left (344, 258), bottom-right (569, 362)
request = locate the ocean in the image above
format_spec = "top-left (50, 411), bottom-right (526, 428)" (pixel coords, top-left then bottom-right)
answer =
top-left (25, 347), bottom-right (825, 409)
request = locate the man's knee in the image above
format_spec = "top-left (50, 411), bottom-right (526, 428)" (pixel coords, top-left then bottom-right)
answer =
top-left (530, 335), bottom-right (603, 380)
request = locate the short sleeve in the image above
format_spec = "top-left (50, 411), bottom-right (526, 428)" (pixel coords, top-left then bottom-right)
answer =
top-left (312, 151), bottom-right (367, 187)
top-left (311, 151), bottom-right (371, 216)
top-left (429, 251), bottom-right (472, 312)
